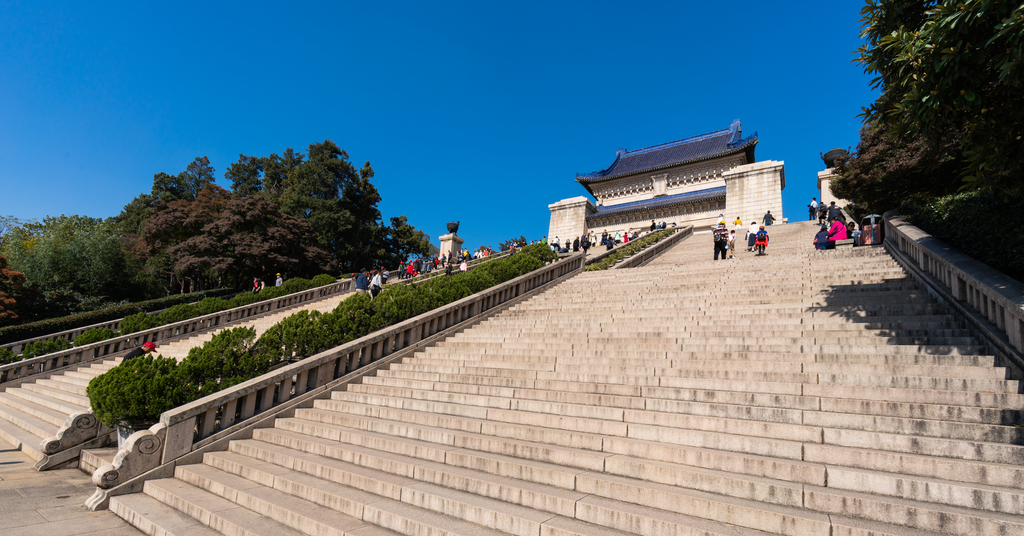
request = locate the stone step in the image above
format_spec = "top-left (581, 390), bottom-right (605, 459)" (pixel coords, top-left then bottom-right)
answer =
top-left (21, 381), bottom-right (91, 406)
top-left (0, 412), bottom-right (46, 461)
top-left (80, 447), bottom-right (118, 475)
top-left (109, 493), bottom-right (233, 536)
top-left (5, 385), bottom-right (88, 415)
top-left (0, 391), bottom-right (68, 428)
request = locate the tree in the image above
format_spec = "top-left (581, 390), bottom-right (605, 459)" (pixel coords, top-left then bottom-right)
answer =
top-left (832, 122), bottom-right (962, 215)
top-left (0, 254), bottom-right (26, 326)
top-left (224, 154), bottom-right (264, 197)
top-left (142, 185), bottom-right (332, 291)
top-left (151, 156), bottom-right (217, 202)
top-left (857, 0), bottom-right (1024, 191)
top-left (384, 216), bottom-right (434, 267)
top-left (499, 235), bottom-right (528, 251)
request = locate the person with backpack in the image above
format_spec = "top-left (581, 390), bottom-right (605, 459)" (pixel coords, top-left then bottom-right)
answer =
top-left (762, 211), bottom-right (775, 226)
top-left (809, 197), bottom-right (818, 221)
top-left (754, 225), bottom-right (770, 255)
top-left (369, 269), bottom-right (383, 300)
top-left (713, 222), bottom-right (730, 260)
top-left (581, 234), bottom-right (591, 255)
top-left (747, 220), bottom-right (759, 251)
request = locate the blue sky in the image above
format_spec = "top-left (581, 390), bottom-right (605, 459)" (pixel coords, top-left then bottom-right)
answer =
top-left (0, 1), bottom-right (877, 252)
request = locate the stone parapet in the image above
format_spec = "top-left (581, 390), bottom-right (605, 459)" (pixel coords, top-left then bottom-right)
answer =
top-left (547, 196), bottom-right (597, 244)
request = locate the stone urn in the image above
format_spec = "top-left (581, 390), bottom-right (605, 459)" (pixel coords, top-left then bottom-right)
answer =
top-left (447, 221), bottom-right (460, 234)
top-left (822, 148), bottom-right (849, 168)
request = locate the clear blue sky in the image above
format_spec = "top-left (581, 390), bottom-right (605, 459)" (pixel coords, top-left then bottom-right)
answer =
top-left (0, 1), bottom-right (877, 252)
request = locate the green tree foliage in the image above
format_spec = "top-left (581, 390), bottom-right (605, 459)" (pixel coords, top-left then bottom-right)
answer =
top-left (151, 156), bottom-right (217, 203)
top-left (142, 185), bottom-right (332, 291)
top-left (832, 123), bottom-right (962, 215)
top-left (19, 337), bottom-right (71, 359)
top-left (384, 216), bottom-right (433, 267)
top-left (1, 216), bottom-right (144, 312)
top-left (857, 0), bottom-right (1024, 191)
top-left (498, 235), bottom-right (528, 251)
top-left (0, 254), bottom-right (27, 326)
top-left (224, 154), bottom-right (264, 197)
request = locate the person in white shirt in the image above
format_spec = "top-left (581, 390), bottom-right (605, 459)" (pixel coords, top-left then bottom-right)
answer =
top-left (747, 221), bottom-right (759, 251)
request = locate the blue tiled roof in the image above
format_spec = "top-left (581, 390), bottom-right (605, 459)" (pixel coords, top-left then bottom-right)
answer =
top-left (577, 120), bottom-right (757, 185)
top-left (585, 186), bottom-right (726, 220)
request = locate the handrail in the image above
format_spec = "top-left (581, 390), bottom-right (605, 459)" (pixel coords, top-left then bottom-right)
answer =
top-left (883, 211), bottom-right (1024, 359)
top-left (153, 254), bottom-right (585, 463)
top-left (390, 250), bottom-right (511, 285)
top-left (0, 280), bottom-right (352, 388)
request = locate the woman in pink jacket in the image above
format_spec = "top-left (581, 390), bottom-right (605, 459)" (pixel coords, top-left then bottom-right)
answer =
top-left (827, 219), bottom-right (848, 242)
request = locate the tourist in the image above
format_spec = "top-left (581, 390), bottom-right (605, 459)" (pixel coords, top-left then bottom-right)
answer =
top-left (623, 231), bottom-right (630, 244)
top-left (717, 214), bottom-right (727, 227)
top-left (650, 220), bottom-right (656, 231)
top-left (827, 201), bottom-right (843, 224)
top-left (355, 269), bottom-right (369, 295)
top-left (849, 222), bottom-right (861, 245)
top-left (581, 234), bottom-right (591, 255)
top-left (123, 341), bottom-right (157, 363)
top-left (713, 222), bottom-right (730, 260)
top-left (573, 236), bottom-right (580, 252)
top-left (406, 261), bottom-right (416, 279)
top-left (460, 259), bottom-right (468, 272)
top-left (381, 267), bottom-right (389, 284)
top-left (732, 216), bottom-right (743, 232)
top-left (398, 261), bottom-right (407, 279)
top-left (369, 270), bottom-right (383, 300)
top-left (809, 197), bottom-right (818, 221)
top-left (551, 236), bottom-right (560, 252)
top-left (728, 230), bottom-right (737, 259)
top-left (762, 211), bottom-right (775, 226)
top-left (754, 225), bottom-right (770, 255)
top-left (275, 273), bottom-right (283, 286)
top-left (817, 204), bottom-right (828, 225)
top-left (747, 220), bottom-right (759, 251)
top-left (828, 217), bottom-right (848, 242)
top-left (813, 225), bottom-right (829, 251)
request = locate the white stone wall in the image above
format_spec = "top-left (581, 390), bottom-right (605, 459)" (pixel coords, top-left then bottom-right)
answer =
top-left (723, 160), bottom-right (785, 227)
top-left (547, 197), bottom-right (597, 244)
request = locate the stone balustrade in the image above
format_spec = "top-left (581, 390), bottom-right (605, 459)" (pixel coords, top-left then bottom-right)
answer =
top-left (86, 254), bottom-right (585, 509)
top-left (2, 318), bottom-right (125, 357)
top-left (884, 211), bottom-right (1024, 368)
top-left (0, 280), bottom-right (352, 388)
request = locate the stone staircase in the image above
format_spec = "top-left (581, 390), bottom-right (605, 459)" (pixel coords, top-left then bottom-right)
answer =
top-left (107, 221), bottom-right (1024, 536)
top-left (0, 291), bottom-right (352, 470)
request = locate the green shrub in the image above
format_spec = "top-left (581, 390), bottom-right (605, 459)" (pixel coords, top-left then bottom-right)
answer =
top-left (0, 347), bottom-right (15, 366)
top-left (156, 303), bottom-right (202, 325)
top-left (73, 328), bottom-right (115, 347)
top-left (909, 191), bottom-right (1024, 283)
top-left (20, 338), bottom-right (72, 359)
top-left (0, 288), bottom-right (235, 345)
top-left (311, 274), bottom-right (336, 287)
top-left (118, 312), bottom-right (161, 335)
top-left (586, 229), bottom-right (674, 271)
top-left (178, 326), bottom-right (269, 396)
top-left (87, 355), bottom-right (197, 428)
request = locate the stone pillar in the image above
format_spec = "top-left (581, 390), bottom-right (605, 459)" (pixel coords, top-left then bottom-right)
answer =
top-left (547, 196), bottom-right (597, 243)
top-left (817, 168), bottom-right (849, 208)
top-left (439, 233), bottom-right (464, 259)
top-left (723, 160), bottom-right (785, 228)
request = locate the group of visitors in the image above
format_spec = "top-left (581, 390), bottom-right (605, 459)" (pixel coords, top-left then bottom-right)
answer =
top-left (712, 212), bottom-right (774, 260)
top-left (249, 273), bottom-right (285, 294)
top-left (354, 267), bottom-right (386, 299)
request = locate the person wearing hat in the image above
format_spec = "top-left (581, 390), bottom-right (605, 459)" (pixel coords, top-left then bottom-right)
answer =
top-left (713, 222), bottom-right (730, 260)
top-left (123, 341), bottom-right (157, 363)
top-left (275, 273), bottom-right (283, 287)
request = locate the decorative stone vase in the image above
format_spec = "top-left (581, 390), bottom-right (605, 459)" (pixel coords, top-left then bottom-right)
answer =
top-left (116, 422), bottom-right (156, 449)
top-left (822, 148), bottom-right (849, 168)
top-left (447, 221), bottom-right (460, 234)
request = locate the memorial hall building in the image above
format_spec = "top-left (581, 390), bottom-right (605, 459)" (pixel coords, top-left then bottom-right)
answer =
top-left (548, 120), bottom-right (785, 240)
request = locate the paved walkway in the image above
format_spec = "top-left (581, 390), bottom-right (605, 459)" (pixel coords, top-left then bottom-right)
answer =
top-left (0, 436), bottom-right (141, 536)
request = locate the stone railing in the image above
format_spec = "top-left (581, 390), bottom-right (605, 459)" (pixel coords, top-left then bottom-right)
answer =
top-left (883, 212), bottom-right (1024, 376)
top-left (86, 254), bottom-right (586, 509)
top-left (613, 226), bottom-right (692, 269)
top-left (0, 289), bottom-right (239, 356)
top-left (391, 250), bottom-right (511, 285)
top-left (0, 280), bottom-right (352, 389)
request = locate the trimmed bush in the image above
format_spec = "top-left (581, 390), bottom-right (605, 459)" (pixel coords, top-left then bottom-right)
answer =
top-left (20, 338), bottom-right (72, 359)
top-left (87, 355), bottom-right (197, 428)
top-left (118, 312), bottom-right (161, 335)
top-left (0, 347), bottom-right (15, 366)
top-left (909, 191), bottom-right (1024, 283)
top-left (586, 229), bottom-right (674, 271)
top-left (311, 274), bottom-right (336, 287)
top-left (0, 288), bottom-right (236, 345)
top-left (73, 327), bottom-right (115, 347)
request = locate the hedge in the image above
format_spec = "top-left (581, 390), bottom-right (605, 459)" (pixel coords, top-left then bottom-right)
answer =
top-left (908, 190), bottom-right (1024, 283)
top-left (87, 245), bottom-right (558, 426)
top-left (585, 229), bottom-right (674, 271)
top-left (0, 288), bottom-right (237, 345)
